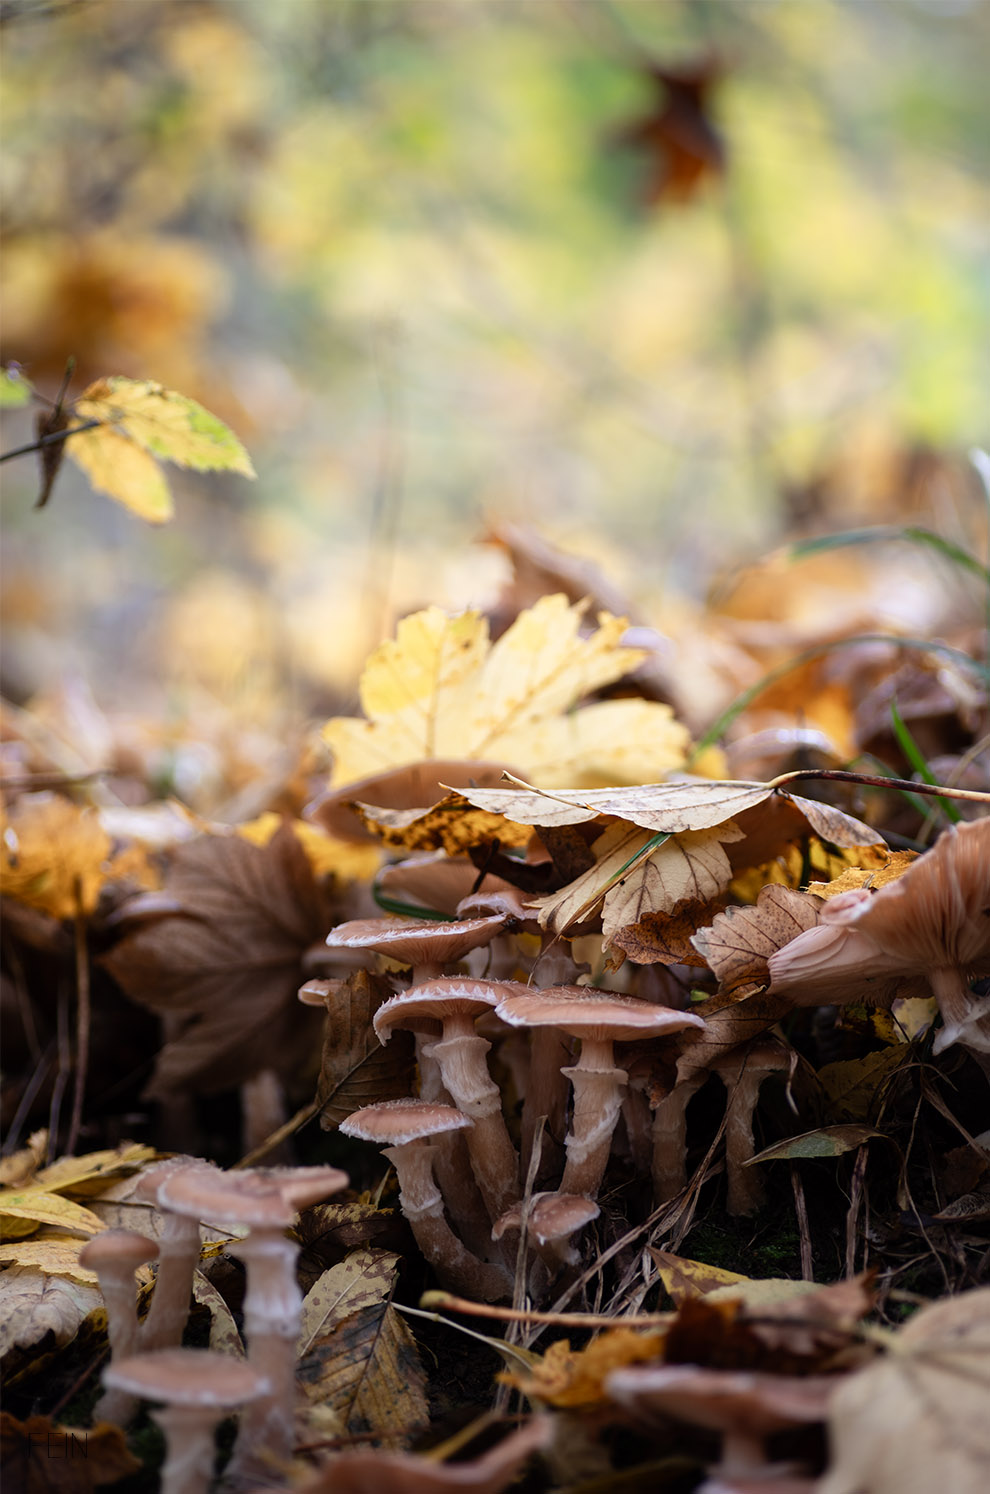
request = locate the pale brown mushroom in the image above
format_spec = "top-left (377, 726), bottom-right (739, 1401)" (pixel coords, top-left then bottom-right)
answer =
top-left (767, 819), bottom-right (990, 1057)
top-left (374, 978), bottom-right (525, 1220)
top-left (79, 1229), bottom-right (159, 1425)
top-left (493, 1191), bottom-right (600, 1287)
top-left (650, 1069), bottom-right (709, 1206)
top-left (710, 1037), bottom-right (793, 1216)
top-left (325, 914), bottom-right (507, 985)
top-left (605, 1363), bottom-right (836, 1476)
top-left (340, 1099), bottom-right (513, 1302)
top-left (102, 1348), bottom-right (269, 1494)
top-left (133, 1158), bottom-right (221, 1353)
top-left (495, 987), bottom-right (705, 1197)
top-left (156, 1164), bottom-right (349, 1477)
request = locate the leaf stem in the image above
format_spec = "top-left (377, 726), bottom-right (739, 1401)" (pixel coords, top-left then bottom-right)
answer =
top-left (766, 767), bottom-right (990, 805)
top-left (0, 418), bottom-right (101, 464)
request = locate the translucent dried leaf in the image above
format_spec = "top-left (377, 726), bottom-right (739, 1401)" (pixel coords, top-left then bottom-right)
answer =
top-left (1, 794), bottom-right (112, 920)
top-left (322, 595), bottom-right (688, 789)
top-left (820, 1288), bottom-right (990, 1494)
top-left (66, 422), bottom-right (172, 522)
top-left (500, 1327), bottom-right (666, 1408)
top-left (74, 377), bottom-right (254, 474)
top-left (316, 970), bottom-right (416, 1130)
top-left (691, 884), bottom-right (822, 992)
top-left (0, 1269), bottom-right (103, 1358)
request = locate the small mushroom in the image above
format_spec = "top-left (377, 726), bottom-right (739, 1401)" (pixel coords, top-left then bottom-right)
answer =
top-left (340, 1099), bottom-right (513, 1301)
top-left (496, 986), bottom-right (705, 1198)
top-left (650, 1069), bottom-right (709, 1206)
top-left (767, 819), bottom-right (990, 1058)
top-left (325, 914), bottom-right (508, 986)
top-left (78, 1229), bottom-right (159, 1425)
top-left (375, 978), bottom-right (524, 1220)
top-left (133, 1158), bottom-right (222, 1353)
top-left (156, 1164), bottom-right (349, 1476)
top-left (493, 1191), bottom-right (599, 1288)
top-left (102, 1348), bottom-right (269, 1494)
top-left (604, 1363), bottom-right (836, 1476)
top-left (709, 1038), bottom-right (792, 1216)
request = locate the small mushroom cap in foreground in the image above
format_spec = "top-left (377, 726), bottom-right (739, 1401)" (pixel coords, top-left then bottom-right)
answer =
top-left (132, 1157), bottom-right (220, 1206)
top-left (605, 1363), bottom-right (837, 1436)
top-left (104, 1347), bottom-right (270, 1407)
top-left (79, 1228), bottom-right (160, 1272)
top-left (340, 1098), bottom-right (473, 1145)
top-left (495, 986), bottom-right (706, 1042)
top-left (157, 1165), bottom-right (349, 1229)
top-left (493, 1192), bottom-right (600, 1244)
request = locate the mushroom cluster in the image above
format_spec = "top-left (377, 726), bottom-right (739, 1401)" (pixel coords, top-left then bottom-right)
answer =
top-left (324, 898), bottom-right (707, 1298)
top-left (87, 1158), bottom-right (349, 1483)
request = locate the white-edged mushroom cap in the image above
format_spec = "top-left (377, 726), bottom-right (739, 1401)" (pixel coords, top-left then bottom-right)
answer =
top-left (103, 1347), bottom-right (270, 1408)
top-left (326, 916), bottom-right (506, 967)
top-left (495, 986), bottom-right (706, 1043)
top-left (79, 1229), bottom-right (159, 1272)
top-left (492, 1192), bottom-right (599, 1244)
top-left (374, 977), bottom-right (530, 1042)
top-left (157, 1165), bottom-right (349, 1229)
top-left (340, 1098), bottom-right (473, 1146)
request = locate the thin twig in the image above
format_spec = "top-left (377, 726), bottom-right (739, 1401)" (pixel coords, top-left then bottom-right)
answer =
top-left (767, 766), bottom-right (990, 803)
top-left (790, 1161), bottom-right (814, 1281)
top-left (66, 905), bottom-right (90, 1155)
top-left (418, 1291), bottom-right (674, 1329)
top-left (0, 417), bottom-right (100, 464)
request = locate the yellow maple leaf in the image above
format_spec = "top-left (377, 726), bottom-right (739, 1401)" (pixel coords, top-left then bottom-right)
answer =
top-left (500, 1327), bottom-right (666, 1407)
top-left (0, 794), bottom-right (112, 920)
top-left (67, 375), bottom-right (255, 523)
top-left (322, 595), bottom-right (690, 789)
top-left (236, 813), bottom-right (382, 882)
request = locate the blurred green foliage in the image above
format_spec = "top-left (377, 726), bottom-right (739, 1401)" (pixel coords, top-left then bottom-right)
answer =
top-left (1, 0), bottom-right (988, 710)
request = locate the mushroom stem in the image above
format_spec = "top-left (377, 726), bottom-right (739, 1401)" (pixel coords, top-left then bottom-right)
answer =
top-left (384, 1142), bottom-right (513, 1302)
top-left (423, 1029), bottom-right (520, 1219)
top-left (560, 1059), bottom-right (628, 1198)
top-left (79, 1230), bottom-right (159, 1426)
top-left (522, 1029), bottom-right (572, 1184)
top-left (152, 1403), bottom-right (226, 1494)
top-left (651, 1073), bottom-right (707, 1205)
top-left (139, 1212), bottom-right (203, 1352)
top-left (228, 1229), bottom-right (303, 1476)
top-left (931, 964), bottom-right (990, 1054)
top-left (722, 1069), bottom-right (769, 1217)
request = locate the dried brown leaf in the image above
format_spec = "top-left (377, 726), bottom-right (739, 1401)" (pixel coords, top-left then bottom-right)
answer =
top-left (315, 969), bottom-right (416, 1130)
top-left (691, 885), bottom-right (822, 992)
top-left (103, 823), bottom-right (335, 1095)
top-left (608, 895), bottom-right (724, 966)
top-left (820, 1288), bottom-right (990, 1494)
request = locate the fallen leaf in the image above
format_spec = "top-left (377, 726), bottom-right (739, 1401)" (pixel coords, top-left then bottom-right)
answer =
top-left (809, 849), bottom-right (918, 898)
top-left (750, 1124), bottom-right (891, 1162)
top-left (817, 1048), bottom-right (912, 1122)
top-left (616, 59), bottom-right (726, 207)
top-left (499, 1327), bottom-right (666, 1408)
top-left (819, 1287), bottom-right (990, 1494)
top-left (29, 1144), bottom-right (158, 1198)
top-left (0, 1268), bottom-right (103, 1359)
top-left (650, 1252), bottom-right (752, 1304)
top-left (0, 1193), bottom-right (105, 1242)
top-left (189, 1270), bottom-right (244, 1356)
top-left (0, 1234), bottom-right (98, 1284)
top-left (0, 794), bottom-right (112, 920)
top-left (297, 1247), bottom-right (401, 1356)
top-left (354, 797), bottom-right (532, 856)
top-left (532, 820), bottom-right (743, 939)
top-left (322, 595), bottom-right (689, 789)
top-left (691, 884), bottom-right (822, 992)
top-left (0, 1132), bottom-right (49, 1189)
top-left (236, 813), bottom-right (381, 883)
top-left (296, 1250), bottom-right (428, 1448)
top-left (607, 895), bottom-right (723, 967)
top-left (103, 823), bottom-right (336, 1095)
top-left (0, 1413), bottom-right (139, 1492)
top-left (316, 969), bottom-right (416, 1130)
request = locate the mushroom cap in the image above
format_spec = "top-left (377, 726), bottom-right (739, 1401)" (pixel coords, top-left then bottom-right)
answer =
top-left (299, 977), bottom-right (345, 1007)
top-left (339, 1098), bottom-right (473, 1146)
top-left (132, 1157), bottom-right (220, 1207)
top-left (709, 1036), bottom-right (792, 1081)
top-left (456, 886), bottom-right (540, 928)
top-left (768, 819), bottom-right (990, 1004)
top-left (379, 853), bottom-right (517, 918)
top-left (307, 761), bottom-right (518, 845)
top-left (495, 986), bottom-right (706, 1043)
top-left (374, 977), bottom-right (530, 1043)
top-left (326, 915), bottom-right (506, 967)
top-left (492, 1192), bottom-right (599, 1244)
top-left (104, 1346), bottom-right (270, 1408)
top-left (157, 1165), bottom-right (349, 1229)
top-left (79, 1228), bottom-right (160, 1271)
top-left (605, 1363), bottom-right (836, 1436)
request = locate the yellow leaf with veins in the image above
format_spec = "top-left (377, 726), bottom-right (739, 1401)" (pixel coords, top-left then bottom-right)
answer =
top-left (322, 595), bottom-right (690, 789)
top-left (0, 793), bottom-right (112, 920)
